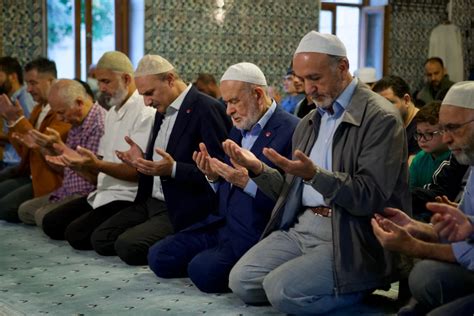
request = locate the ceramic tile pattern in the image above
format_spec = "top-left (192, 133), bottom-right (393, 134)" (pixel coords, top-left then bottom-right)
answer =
top-left (0, 0), bottom-right (44, 65)
top-left (144, 0), bottom-right (319, 87)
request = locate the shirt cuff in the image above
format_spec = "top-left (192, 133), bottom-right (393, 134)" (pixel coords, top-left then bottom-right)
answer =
top-left (451, 241), bottom-right (474, 271)
top-left (243, 179), bottom-right (257, 198)
top-left (171, 162), bottom-right (177, 178)
top-left (7, 115), bottom-right (25, 128)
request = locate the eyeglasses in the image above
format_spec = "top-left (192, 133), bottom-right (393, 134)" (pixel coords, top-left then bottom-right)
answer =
top-left (414, 130), bottom-right (442, 141)
top-left (439, 118), bottom-right (474, 136)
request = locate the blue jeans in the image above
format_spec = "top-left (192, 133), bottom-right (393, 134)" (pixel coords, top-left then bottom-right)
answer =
top-left (229, 210), bottom-right (365, 315)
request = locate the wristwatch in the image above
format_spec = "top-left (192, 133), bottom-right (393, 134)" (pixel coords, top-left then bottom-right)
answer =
top-left (302, 165), bottom-right (320, 185)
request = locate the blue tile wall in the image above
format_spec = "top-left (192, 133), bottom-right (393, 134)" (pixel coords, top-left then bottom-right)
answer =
top-left (0, 0), bottom-right (45, 65)
top-left (144, 0), bottom-right (320, 87)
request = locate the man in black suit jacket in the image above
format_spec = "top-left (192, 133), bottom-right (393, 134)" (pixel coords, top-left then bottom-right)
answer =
top-left (90, 55), bottom-right (230, 265)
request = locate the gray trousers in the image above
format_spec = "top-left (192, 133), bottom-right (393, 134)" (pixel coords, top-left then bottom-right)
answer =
top-left (409, 259), bottom-right (474, 315)
top-left (18, 193), bottom-right (83, 226)
top-left (0, 167), bottom-right (33, 222)
top-left (229, 210), bottom-right (365, 315)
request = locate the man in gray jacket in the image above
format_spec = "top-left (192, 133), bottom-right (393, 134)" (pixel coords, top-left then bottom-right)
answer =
top-left (225, 31), bottom-right (411, 314)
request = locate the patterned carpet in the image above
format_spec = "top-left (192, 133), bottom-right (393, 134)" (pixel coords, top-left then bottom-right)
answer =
top-left (0, 221), bottom-right (400, 315)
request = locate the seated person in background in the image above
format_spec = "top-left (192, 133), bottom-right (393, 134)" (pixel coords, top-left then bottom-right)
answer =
top-left (17, 79), bottom-right (106, 226)
top-left (280, 65), bottom-right (305, 114)
top-left (410, 101), bottom-right (450, 190)
top-left (409, 101), bottom-right (453, 221)
top-left (0, 57), bottom-right (70, 222)
top-left (416, 57), bottom-right (455, 107)
top-left (0, 57), bottom-right (35, 170)
top-left (372, 81), bottom-right (474, 316)
top-left (354, 67), bottom-right (378, 89)
top-left (41, 51), bottom-right (155, 248)
top-left (412, 154), bottom-right (469, 222)
top-left (89, 54), bottom-right (229, 266)
top-left (147, 62), bottom-right (299, 293)
top-left (194, 73), bottom-right (221, 100)
top-left (373, 75), bottom-right (420, 160)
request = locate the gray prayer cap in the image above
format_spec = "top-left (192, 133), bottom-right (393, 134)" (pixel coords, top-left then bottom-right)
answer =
top-left (96, 51), bottom-right (134, 74)
top-left (220, 62), bottom-right (267, 86)
top-left (135, 55), bottom-right (174, 77)
top-left (294, 31), bottom-right (347, 57)
top-left (442, 81), bottom-right (474, 110)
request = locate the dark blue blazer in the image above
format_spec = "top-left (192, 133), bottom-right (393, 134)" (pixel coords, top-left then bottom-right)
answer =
top-left (184, 105), bottom-right (299, 257)
top-left (136, 86), bottom-right (230, 231)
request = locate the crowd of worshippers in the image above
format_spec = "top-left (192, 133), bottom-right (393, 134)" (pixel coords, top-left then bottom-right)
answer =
top-left (0, 30), bottom-right (472, 315)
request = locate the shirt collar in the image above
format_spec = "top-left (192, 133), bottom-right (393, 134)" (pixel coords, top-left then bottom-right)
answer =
top-left (240, 100), bottom-right (277, 137)
top-left (166, 83), bottom-right (192, 116)
top-left (10, 86), bottom-right (27, 102)
top-left (316, 77), bottom-right (358, 117)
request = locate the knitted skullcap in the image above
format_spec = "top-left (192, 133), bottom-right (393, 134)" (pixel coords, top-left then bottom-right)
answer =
top-left (442, 81), bottom-right (474, 110)
top-left (354, 67), bottom-right (378, 84)
top-left (220, 62), bottom-right (267, 86)
top-left (294, 30), bottom-right (346, 57)
top-left (96, 51), bottom-right (134, 74)
top-left (134, 54), bottom-right (174, 77)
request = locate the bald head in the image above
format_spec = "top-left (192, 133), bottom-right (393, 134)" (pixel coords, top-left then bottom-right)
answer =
top-left (49, 79), bottom-right (93, 126)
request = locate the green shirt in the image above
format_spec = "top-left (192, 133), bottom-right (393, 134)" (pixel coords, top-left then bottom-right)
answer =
top-left (409, 150), bottom-right (451, 190)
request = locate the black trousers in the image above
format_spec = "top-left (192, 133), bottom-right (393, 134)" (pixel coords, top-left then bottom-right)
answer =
top-left (42, 196), bottom-right (134, 250)
top-left (91, 197), bottom-right (173, 266)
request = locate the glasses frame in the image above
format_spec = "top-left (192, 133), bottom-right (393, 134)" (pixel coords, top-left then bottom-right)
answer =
top-left (439, 118), bottom-right (474, 136)
top-left (413, 130), bottom-right (442, 141)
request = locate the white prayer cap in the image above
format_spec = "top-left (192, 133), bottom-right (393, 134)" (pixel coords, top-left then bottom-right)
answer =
top-left (220, 62), bottom-right (267, 86)
top-left (442, 81), bottom-right (474, 110)
top-left (354, 67), bottom-right (378, 84)
top-left (96, 51), bottom-right (134, 74)
top-left (134, 54), bottom-right (174, 77)
top-left (294, 31), bottom-right (346, 57)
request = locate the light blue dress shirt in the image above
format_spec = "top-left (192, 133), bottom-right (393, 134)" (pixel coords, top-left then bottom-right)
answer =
top-left (452, 167), bottom-right (474, 270)
top-left (3, 86), bottom-right (35, 165)
top-left (302, 78), bottom-right (358, 207)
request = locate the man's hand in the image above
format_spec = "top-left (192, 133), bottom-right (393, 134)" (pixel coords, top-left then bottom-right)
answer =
top-left (61, 145), bottom-right (100, 172)
top-left (377, 207), bottom-right (424, 238)
top-left (428, 202), bottom-right (473, 242)
top-left (11, 132), bottom-right (38, 149)
top-left (222, 139), bottom-right (262, 175)
top-left (263, 148), bottom-right (316, 180)
top-left (135, 148), bottom-right (174, 177)
top-left (0, 94), bottom-right (23, 122)
top-left (193, 142), bottom-right (219, 181)
top-left (115, 136), bottom-right (144, 167)
top-left (434, 195), bottom-right (459, 208)
top-left (371, 216), bottom-right (418, 256)
top-left (208, 157), bottom-right (249, 188)
top-left (29, 128), bottom-right (63, 152)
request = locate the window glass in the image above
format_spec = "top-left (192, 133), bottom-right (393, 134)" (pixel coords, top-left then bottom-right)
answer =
top-left (47, 0), bottom-right (74, 79)
top-left (91, 0), bottom-right (115, 70)
top-left (336, 6), bottom-right (360, 73)
top-left (319, 10), bottom-right (333, 34)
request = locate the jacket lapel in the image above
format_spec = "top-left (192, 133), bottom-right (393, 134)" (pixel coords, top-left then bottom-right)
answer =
top-left (165, 86), bottom-right (197, 154)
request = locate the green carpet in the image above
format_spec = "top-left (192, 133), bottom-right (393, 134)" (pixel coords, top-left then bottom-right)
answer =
top-left (0, 221), bottom-right (400, 315)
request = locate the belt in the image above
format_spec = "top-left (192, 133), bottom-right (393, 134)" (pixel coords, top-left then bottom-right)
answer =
top-left (308, 206), bottom-right (332, 217)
